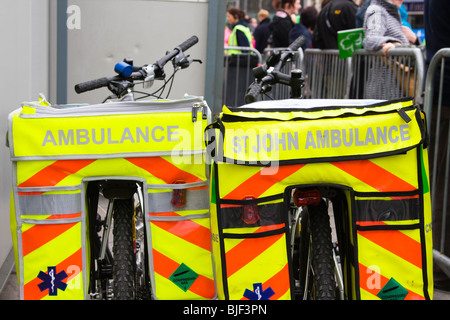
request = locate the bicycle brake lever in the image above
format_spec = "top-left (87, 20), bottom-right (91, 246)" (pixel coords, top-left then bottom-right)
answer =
top-left (173, 53), bottom-right (190, 69)
top-left (173, 53), bottom-right (202, 69)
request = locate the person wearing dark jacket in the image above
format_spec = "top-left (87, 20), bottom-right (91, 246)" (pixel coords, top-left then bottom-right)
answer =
top-left (312, 0), bottom-right (358, 49)
top-left (270, 0), bottom-right (302, 48)
top-left (290, 6), bottom-right (318, 50)
top-left (254, 9), bottom-right (271, 53)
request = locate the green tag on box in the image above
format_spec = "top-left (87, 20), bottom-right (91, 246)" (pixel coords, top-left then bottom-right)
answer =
top-left (337, 28), bottom-right (364, 59)
top-left (169, 263), bottom-right (199, 292)
top-left (377, 278), bottom-right (409, 300)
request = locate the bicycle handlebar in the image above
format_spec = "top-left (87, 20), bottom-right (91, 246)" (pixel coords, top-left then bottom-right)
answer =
top-left (177, 35), bottom-right (199, 53)
top-left (245, 82), bottom-right (263, 103)
top-left (155, 35), bottom-right (198, 70)
top-left (74, 35), bottom-right (199, 94)
top-left (244, 35), bottom-right (306, 104)
top-left (75, 77), bottom-right (115, 94)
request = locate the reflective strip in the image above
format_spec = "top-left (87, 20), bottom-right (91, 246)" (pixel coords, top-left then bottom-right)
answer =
top-left (147, 189), bottom-right (209, 213)
top-left (19, 96), bottom-right (205, 118)
top-left (17, 185), bottom-right (80, 193)
top-left (147, 181), bottom-right (207, 189)
top-left (18, 193), bottom-right (81, 216)
top-left (149, 213), bottom-right (209, 222)
top-left (22, 216), bottom-right (81, 225)
top-left (12, 150), bottom-right (205, 162)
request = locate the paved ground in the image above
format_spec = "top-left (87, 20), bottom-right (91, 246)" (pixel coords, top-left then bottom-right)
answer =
top-left (1, 268), bottom-right (449, 300)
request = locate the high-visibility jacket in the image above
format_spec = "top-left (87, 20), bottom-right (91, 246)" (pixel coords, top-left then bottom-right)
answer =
top-left (227, 23), bottom-right (253, 55)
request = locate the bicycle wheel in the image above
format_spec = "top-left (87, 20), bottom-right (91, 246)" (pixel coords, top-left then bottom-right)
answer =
top-left (112, 198), bottom-right (136, 300)
top-left (298, 200), bottom-right (336, 300)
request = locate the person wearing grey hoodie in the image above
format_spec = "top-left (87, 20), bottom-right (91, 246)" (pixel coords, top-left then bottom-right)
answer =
top-left (363, 0), bottom-right (409, 53)
top-left (362, 0), bottom-right (415, 99)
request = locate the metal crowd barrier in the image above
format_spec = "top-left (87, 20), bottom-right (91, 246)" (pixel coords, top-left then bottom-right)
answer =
top-left (423, 48), bottom-right (450, 280)
top-left (223, 47), bottom-right (424, 106)
top-left (301, 47), bottom-right (424, 103)
top-left (302, 49), bottom-right (351, 99)
top-left (351, 47), bottom-right (425, 104)
top-left (222, 46), bottom-right (304, 107)
top-left (223, 47), bottom-right (262, 108)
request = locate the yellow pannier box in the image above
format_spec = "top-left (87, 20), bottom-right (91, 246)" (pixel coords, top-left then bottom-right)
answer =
top-left (7, 95), bottom-right (215, 300)
top-left (207, 98), bottom-right (433, 300)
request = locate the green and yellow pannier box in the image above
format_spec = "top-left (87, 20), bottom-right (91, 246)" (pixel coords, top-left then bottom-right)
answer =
top-left (7, 95), bottom-right (215, 300)
top-left (207, 98), bottom-right (433, 300)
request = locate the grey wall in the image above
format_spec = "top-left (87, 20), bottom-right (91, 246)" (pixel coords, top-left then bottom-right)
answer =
top-left (0, 0), bottom-right (50, 278)
top-left (0, 0), bottom-right (212, 289)
top-left (66, 0), bottom-right (209, 104)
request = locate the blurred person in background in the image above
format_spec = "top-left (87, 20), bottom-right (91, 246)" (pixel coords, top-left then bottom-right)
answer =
top-left (358, 0), bottom-right (419, 44)
top-left (270, 0), bottom-right (302, 48)
top-left (254, 9), bottom-right (272, 53)
top-left (290, 6), bottom-right (318, 50)
top-left (312, 0), bottom-right (358, 49)
top-left (363, 0), bottom-right (409, 55)
top-left (362, 0), bottom-right (410, 98)
top-left (226, 7), bottom-right (253, 52)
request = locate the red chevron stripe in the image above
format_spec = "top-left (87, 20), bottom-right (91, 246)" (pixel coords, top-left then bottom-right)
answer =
top-left (357, 228), bottom-right (422, 269)
top-left (151, 219), bottom-right (211, 252)
top-left (264, 263), bottom-right (290, 300)
top-left (331, 160), bottom-right (416, 192)
top-left (225, 230), bottom-right (284, 277)
top-left (24, 248), bottom-right (83, 300)
top-left (22, 214), bottom-right (81, 257)
top-left (18, 159), bottom-right (95, 188)
top-left (223, 164), bottom-right (306, 199)
top-left (125, 157), bottom-right (202, 184)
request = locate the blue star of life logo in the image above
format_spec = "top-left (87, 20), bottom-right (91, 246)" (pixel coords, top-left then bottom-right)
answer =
top-left (243, 283), bottom-right (275, 300)
top-left (37, 266), bottom-right (68, 296)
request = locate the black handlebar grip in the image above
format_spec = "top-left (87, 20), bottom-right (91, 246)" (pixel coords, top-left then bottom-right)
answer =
top-left (75, 77), bottom-right (111, 94)
top-left (177, 36), bottom-right (199, 52)
top-left (288, 35), bottom-right (307, 52)
top-left (244, 82), bottom-right (262, 104)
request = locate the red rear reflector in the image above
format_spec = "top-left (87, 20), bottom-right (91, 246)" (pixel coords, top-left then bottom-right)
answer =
top-left (171, 180), bottom-right (186, 207)
top-left (293, 189), bottom-right (322, 206)
top-left (241, 196), bottom-right (260, 224)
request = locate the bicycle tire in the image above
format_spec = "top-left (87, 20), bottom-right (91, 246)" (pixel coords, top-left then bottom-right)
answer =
top-left (112, 198), bottom-right (136, 300)
top-left (299, 200), bottom-right (336, 300)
